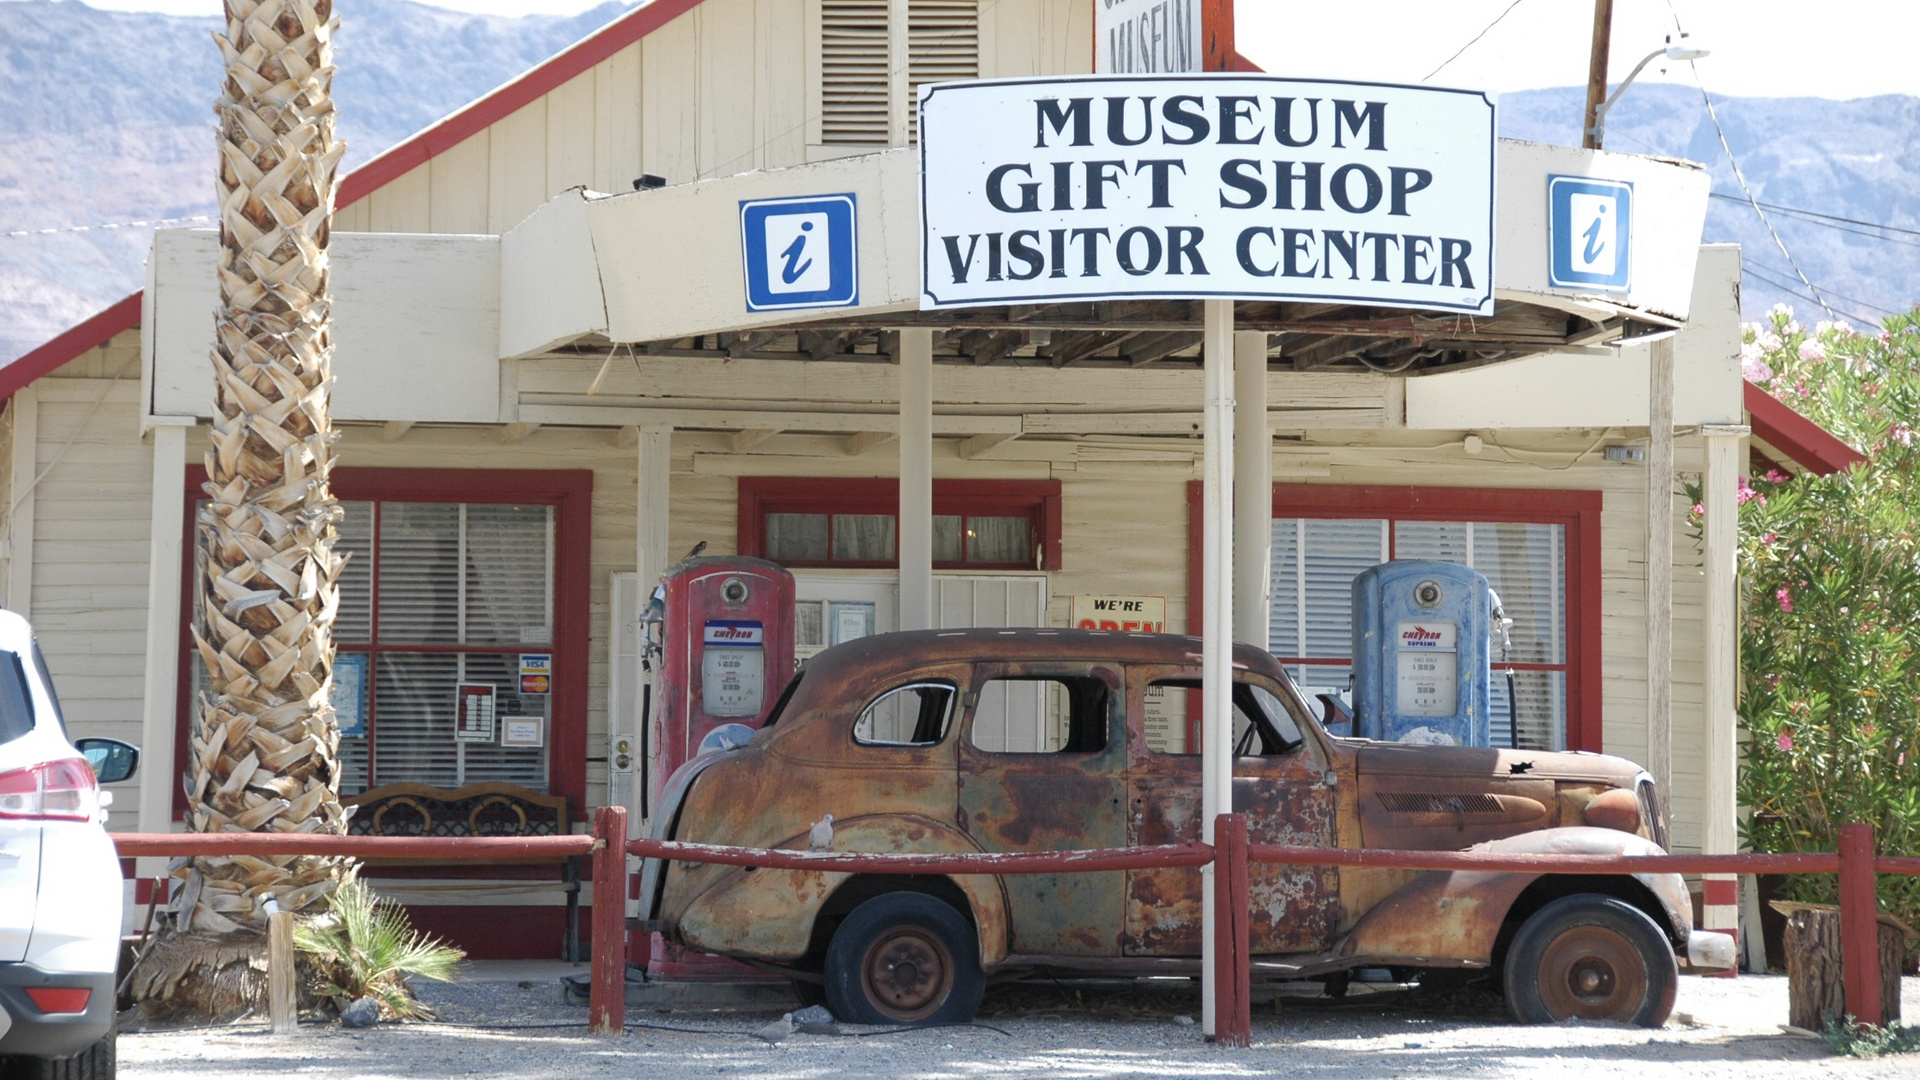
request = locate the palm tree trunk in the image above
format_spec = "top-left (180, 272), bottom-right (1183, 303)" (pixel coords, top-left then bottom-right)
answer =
top-left (133, 0), bottom-right (350, 1018)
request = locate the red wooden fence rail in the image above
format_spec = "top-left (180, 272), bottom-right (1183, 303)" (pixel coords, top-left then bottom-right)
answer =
top-left (113, 821), bottom-right (1918, 1039)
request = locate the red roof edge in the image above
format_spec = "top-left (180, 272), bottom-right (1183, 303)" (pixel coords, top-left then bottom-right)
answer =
top-left (0, 292), bottom-right (144, 404)
top-left (335, 0), bottom-right (707, 209)
top-left (1232, 50), bottom-right (1263, 72)
top-left (1745, 380), bottom-right (1867, 476)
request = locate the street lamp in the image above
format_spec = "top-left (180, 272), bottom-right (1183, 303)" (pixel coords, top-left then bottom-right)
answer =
top-left (1588, 34), bottom-right (1710, 148)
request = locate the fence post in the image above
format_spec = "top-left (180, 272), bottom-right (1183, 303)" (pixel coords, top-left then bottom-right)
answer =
top-left (1836, 823), bottom-right (1882, 1029)
top-left (1212, 813), bottom-right (1250, 1047)
top-left (591, 805), bottom-right (629, 1035)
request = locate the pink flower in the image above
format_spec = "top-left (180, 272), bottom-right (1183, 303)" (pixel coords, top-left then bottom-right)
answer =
top-left (1892, 424), bottom-right (1914, 448)
top-left (1765, 469), bottom-right (1789, 484)
top-left (1777, 731), bottom-right (1794, 751)
top-left (1799, 339), bottom-right (1827, 362)
top-left (1761, 532), bottom-right (1778, 545)
top-left (1776, 586), bottom-right (1794, 613)
top-left (1736, 478), bottom-right (1765, 506)
top-left (1691, 502), bottom-right (1704, 516)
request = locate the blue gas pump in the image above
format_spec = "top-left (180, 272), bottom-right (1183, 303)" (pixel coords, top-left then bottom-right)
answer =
top-left (1351, 561), bottom-right (1509, 747)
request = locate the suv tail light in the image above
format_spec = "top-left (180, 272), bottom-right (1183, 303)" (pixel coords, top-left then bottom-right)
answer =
top-left (25, 987), bottom-right (91, 1014)
top-left (0, 758), bottom-right (98, 821)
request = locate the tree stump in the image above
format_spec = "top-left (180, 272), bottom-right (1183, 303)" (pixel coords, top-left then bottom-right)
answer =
top-left (1775, 902), bottom-right (1909, 1029)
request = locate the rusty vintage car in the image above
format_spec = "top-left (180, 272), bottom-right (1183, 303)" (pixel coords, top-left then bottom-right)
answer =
top-left (639, 629), bottom-right (1735, 1026)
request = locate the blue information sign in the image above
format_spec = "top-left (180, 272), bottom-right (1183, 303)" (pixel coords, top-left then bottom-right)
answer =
top-left (739, 193), bottom-right (859, 313)
top-left (1548, 175), bottom-right (1633, 293)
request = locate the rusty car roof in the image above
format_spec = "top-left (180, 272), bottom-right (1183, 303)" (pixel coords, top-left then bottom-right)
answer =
top-left (797, 628), bottom-right (1287, 680)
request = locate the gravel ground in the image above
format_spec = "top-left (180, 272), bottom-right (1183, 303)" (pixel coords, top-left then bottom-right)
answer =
top-left (117, 972), bottom-right (1920, 1079)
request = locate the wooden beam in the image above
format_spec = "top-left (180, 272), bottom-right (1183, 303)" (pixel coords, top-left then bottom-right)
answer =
top-left (501, 421), bottom-right (540, 443)
top-left (615, 425), bottom-right (639, 448)
top-left (956, 432), bottom-right (1020, 459)
top-left (381, 420), bottom-right (415, 442)
top-left (731, 428), bottom-right (780, 452)
top-left (1646, 335), bottom-right (1675, 808)
top-left (844, 430), bottom-right (896, 455)
top-left (517, 403), bottom-right (1022, 434)
top-left (1124, 331), bottom-right (1202, 367)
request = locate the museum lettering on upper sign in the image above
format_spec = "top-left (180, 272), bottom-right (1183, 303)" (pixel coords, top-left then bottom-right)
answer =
top-left (918, 76), bottom-right (1496, 314)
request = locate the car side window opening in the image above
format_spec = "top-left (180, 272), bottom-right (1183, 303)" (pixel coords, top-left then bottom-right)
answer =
top-left (968, 676), bottom-right (1109, 754)
top-left (853, 681), bottom-right (957, 747)
top-left (0, 652), bottom-right (33, 747)
top-left (1144, 679), bottom-right (1304, 757)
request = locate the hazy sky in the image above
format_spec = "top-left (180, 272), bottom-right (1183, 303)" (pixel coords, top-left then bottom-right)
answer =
top-left (31, 0), bottom-right (1920, 101)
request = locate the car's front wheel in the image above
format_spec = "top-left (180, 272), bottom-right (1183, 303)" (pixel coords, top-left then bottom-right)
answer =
top-left (4, 1029), bottom-right (116, 1080)
top-left (1503, 894), bottom-right (1677, 1027)
top-left (824, 893), bottom-right (984, 1025)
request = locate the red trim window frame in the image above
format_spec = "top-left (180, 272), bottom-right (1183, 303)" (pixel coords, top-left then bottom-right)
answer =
top-left (1185, 483), bottom-right (1604, 753)
top-left (174, 467), bottom-right (594, 820)
top-left (737, 478), bottom-right (1063, 571)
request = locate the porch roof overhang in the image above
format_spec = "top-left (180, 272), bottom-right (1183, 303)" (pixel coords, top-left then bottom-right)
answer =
top-left (499, 139), bottom-right (1711, 377)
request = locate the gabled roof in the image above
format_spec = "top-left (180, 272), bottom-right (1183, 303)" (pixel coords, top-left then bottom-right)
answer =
top-left (1745, 380), bottom-right (1867, 476)
top-left (0, 0), bottom-right (712, 403)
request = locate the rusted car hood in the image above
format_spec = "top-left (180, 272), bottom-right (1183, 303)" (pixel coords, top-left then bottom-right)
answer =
top-left (1351, 740), bottom-right (1643, 786)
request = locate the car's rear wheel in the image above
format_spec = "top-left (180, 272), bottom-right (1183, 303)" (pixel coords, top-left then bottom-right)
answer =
top-left (1503, 894), bottom-right (1676, 1027)
top-left (824, 893), bottom-right (984, 1025)
top-left (3, 1029), bottom-right (116, 1080)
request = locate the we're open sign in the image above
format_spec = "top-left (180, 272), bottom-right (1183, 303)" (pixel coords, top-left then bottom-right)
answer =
top-left (918, 76), bottom-right (1496, 314)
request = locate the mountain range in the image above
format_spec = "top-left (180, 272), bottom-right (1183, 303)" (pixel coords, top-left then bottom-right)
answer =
top-left (2, 0), bottom-right (1916, 364)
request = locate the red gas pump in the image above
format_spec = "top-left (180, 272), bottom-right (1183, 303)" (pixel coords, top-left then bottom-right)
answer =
top-left (640, 554), bottom-right (795, 977)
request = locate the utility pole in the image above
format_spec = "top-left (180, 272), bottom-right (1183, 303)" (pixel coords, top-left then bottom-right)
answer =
top-left (1582, 0), bottom-right (1614, 149)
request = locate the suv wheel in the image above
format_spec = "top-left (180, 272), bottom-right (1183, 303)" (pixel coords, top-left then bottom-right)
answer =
top-left (1503, 894), bottom-right (1677, 1027)
top-left (824, 893), bottom-right (984, 1025)
top-left (5, 1029), bottom-right (116, 1080)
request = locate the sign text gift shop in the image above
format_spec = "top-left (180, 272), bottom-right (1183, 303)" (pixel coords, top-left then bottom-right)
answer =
top-left (919, 77), bottom-right (1495, 314)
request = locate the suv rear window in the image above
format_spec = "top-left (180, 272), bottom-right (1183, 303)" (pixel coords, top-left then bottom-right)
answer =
top-left (0, 652), bottom-right (35, 746)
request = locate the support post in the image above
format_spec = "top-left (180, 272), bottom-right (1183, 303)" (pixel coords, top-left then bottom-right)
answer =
top-left (887, 0), bottom-right (909, 146)
top-left (1233, 331), bottom-right (1271, 650)
top-left (138, 422), bottom-right (189, 879)
top-left (633, 424), bottom-right (671, 834)
top-left (1701, 425), bottom-right (1746, 962)
top-left (267, 907), bottom-right (296, 1034)
top-left (1645, 336), bottom-right (1674, 809)
top-left (1199, 298), bottom-right (1235, 1037)
top-left (591, 804), bottom-right (629, 1035)
top-left (898, 329), bottom-right (934, 630)
top-left (1211, 813), bottom-right (1251, 1047)
top-left (1582, 0), bottom-right (1614, 149)
top-left (6, 386), bottom-right (36, 616)
top-left (1837, 823), bottom-right (1882, 1028)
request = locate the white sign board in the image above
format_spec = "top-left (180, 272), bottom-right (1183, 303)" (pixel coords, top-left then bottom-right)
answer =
top-left (1096, 0), bottom-right (1203, 74)
top-left (919, 76), bottom-right (1496, 314)
top-left (1070, 594), bottom-right (1168, 633)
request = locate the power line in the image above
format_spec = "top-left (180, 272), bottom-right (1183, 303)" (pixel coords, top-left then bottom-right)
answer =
top-left (1738, 262), bottom-right (1883, 327)
top-left (1741, 258), bottom-right (1902, 318)
top-left (2, 213), bottom-right (214, 239)
top-left (1689, 59), bottom-right (1837, 321)
top-left (1422, 0), bottom-right (1527, 82)
top-left (1708, 192), bottom-right (1920, 242)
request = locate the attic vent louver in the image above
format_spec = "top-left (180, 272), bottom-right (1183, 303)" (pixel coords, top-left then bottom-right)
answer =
top-left (820, 0), bottom-right (978, 147)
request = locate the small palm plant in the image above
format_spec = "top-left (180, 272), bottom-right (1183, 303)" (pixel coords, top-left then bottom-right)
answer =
top-left (293, 879), bottom-right (465, 1020)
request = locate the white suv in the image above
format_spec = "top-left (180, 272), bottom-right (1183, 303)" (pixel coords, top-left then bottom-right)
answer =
top-left (0, 610), bottom-right (137, 1080)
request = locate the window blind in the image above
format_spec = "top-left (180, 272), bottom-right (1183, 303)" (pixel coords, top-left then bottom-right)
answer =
top-left (821, 0), bottom-right (890, 145)
top-left (907, 0), bottom-right (978, 142)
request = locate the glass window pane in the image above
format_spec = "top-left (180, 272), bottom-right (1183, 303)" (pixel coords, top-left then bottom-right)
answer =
top-left (933, 515), bottom-right (963, 563)
top-left (766, 513), bottom-right (829, 561)
top-left (464, 505), bottom-right (553, 645)
top-left (335, 501), bottom-right (373, 643)
top-left (1490, 669), bottom-right (1566, 751)
top-left (1302, 519), bottom-right (1388, 659)
top-left (965, 516), bottom-right (1029, 564)
top-left (377, 503), bottom-right (461, 643)
top-left (1474, 522), bottom-right (1566, 665)
top-left (372, 652), bottom-right (460, 788)
top-left (832, 514), bottom-right (895, 561)
top-left (455, 652), bottom-right (550, 788)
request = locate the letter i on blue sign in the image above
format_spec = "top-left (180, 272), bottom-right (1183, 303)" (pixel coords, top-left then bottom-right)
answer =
top-left (1547, 176), bottom-right (1632, 292)
top-left (739, 194), bottom-right (860, 312)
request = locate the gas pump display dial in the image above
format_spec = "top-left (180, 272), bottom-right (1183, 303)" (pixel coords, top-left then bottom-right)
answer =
top-left (701, 620), bottom-right (767, 717)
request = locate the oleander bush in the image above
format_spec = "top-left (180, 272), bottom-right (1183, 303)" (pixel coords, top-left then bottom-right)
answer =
top-left (1727, 304), bottom-right (1920, 943)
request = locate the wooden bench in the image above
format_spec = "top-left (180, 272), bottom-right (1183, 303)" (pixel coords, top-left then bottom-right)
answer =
top-left (343, 782), bottom-right (582, 961)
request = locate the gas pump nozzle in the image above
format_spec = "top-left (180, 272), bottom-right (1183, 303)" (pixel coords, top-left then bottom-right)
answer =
top-left (1489, 589), bottom-right (1520, 738)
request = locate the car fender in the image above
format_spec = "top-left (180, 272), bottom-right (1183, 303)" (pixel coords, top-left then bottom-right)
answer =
top-left (675, 813), bottom-right (1012, 968)
top-left (1339, 826), bottom-right (1692, 964)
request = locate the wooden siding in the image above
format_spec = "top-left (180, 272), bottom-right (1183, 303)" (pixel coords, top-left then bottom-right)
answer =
top-left (332, 0), bottom-right (1087, 239)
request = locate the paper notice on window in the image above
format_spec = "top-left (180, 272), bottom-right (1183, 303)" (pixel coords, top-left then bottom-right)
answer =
top-left (500, 716), bottom-right (544, 748)
top-left (455, 683), bottom-right (496, 742)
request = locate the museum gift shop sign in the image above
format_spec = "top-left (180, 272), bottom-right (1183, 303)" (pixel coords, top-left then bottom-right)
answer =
top-left (919, 76), bottom-right (1496, 314)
